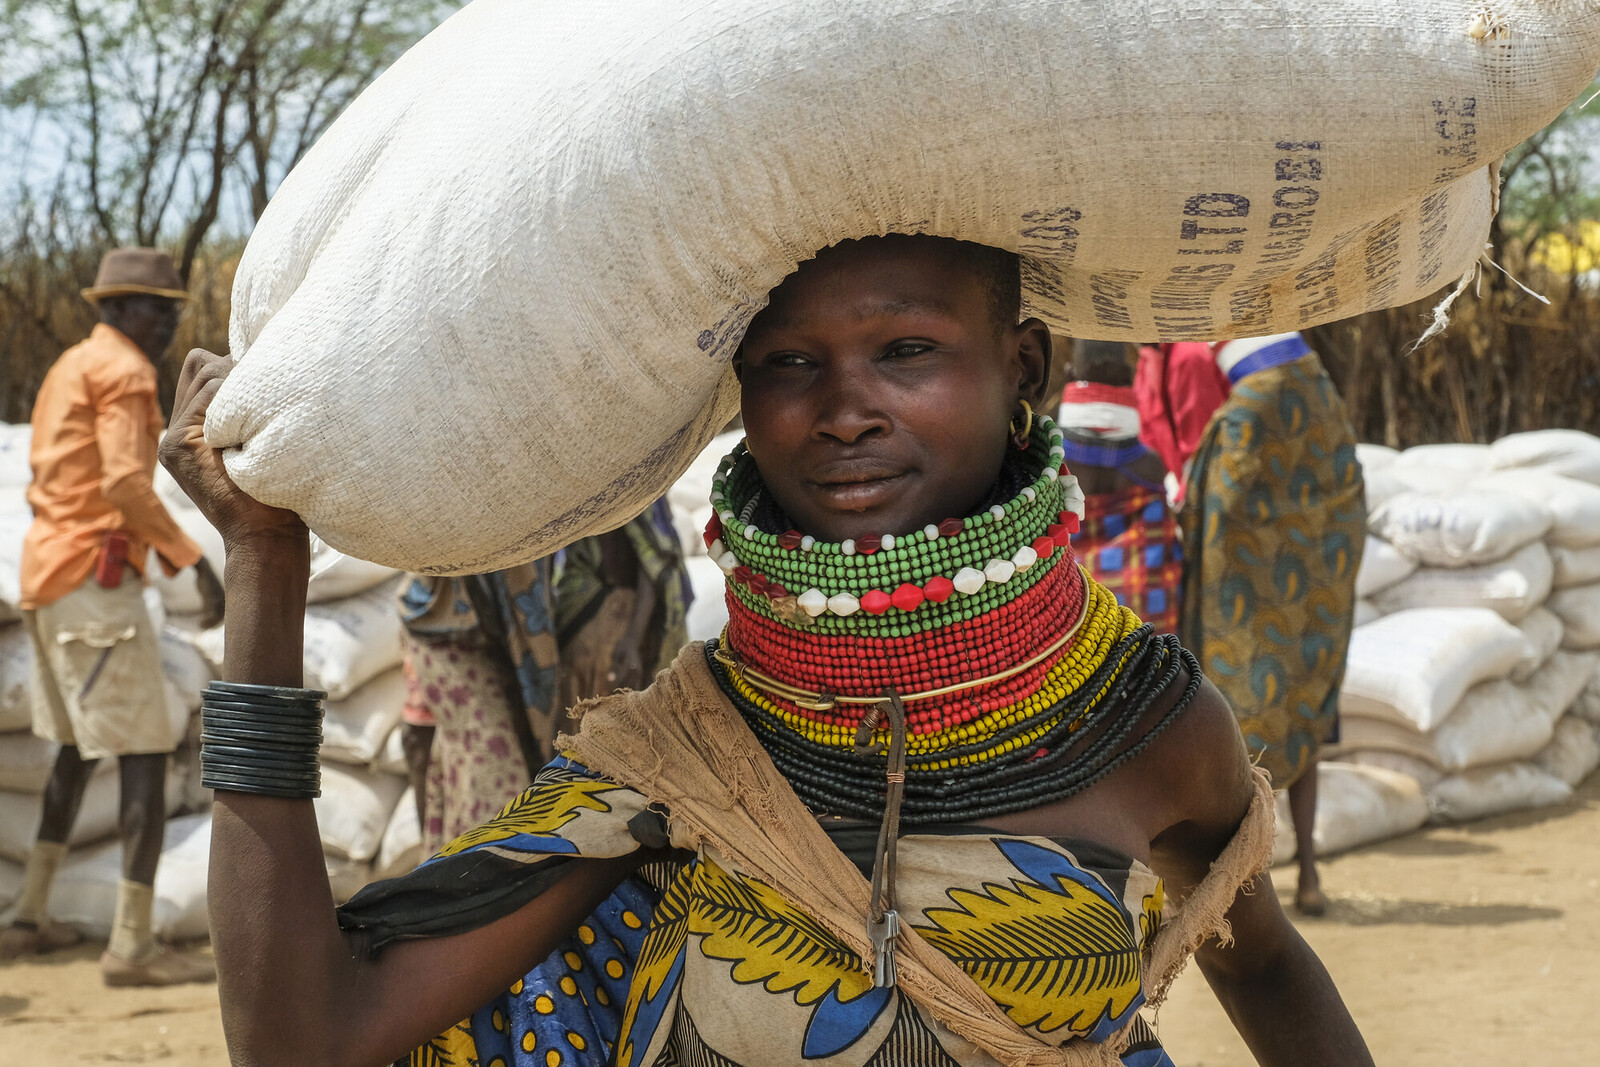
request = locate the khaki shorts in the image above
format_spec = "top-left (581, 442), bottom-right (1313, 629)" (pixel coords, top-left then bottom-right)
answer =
top-left (23, 579), bottom-right (173, 760)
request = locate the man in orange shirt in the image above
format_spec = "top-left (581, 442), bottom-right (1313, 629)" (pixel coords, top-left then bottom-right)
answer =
top-left (1, 248), bottom-right (222, 985)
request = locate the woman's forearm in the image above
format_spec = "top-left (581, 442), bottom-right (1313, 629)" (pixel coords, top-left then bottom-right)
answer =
top-left (1196, 922), bottom-right (1374, 1067)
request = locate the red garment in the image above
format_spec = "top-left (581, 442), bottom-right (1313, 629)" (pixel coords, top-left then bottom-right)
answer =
top-left (1071, 484), bottom-right (1184, 636)
top-left (1133, 343), bottom-right (1229, 500)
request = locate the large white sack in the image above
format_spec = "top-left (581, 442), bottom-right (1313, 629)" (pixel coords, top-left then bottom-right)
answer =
top-left (1353, 599), bottom-right (1380, 628)
top-left (326, 855), bottom-right (377, 906)
top-left (684, 555), bottom-right (731, 644)
top-left (0, 623), bottom-right (31, 732)
top-left (0, 731), bottom-right (118, 793)
top-left (1511, 607), bottom-right (1564, 684)
top-left (1550, 545), bottom-right (1600, 589)
top-left (0, 423), bottom-right (30, 488)
top-left (1271, 762), bottom-right (1430, 865)
top-left (1368, 488), bottom-right (1552, 567)
top-left (668, 429), bottom-right (744, 558)
top-left (1333, 714), bottom-right (1442, 769)
top-left (1481, 469), bottom-right (1600, 549)
top-left (321, 668), bottom-right (406, 766)
top-left (1547, 582), bottom-right (1600, 649)
top-left (1535, 715), bottom-right (1600, 788)
top-left (1337, 748), bottom-right (1446, 789)
top-left (1354, 536), bottom-right (1417, 599)
top-left (373, 722), bottom-right (408, 777)
top-left (1354, 443), bottom-right (1398, 473)
top-left (1426, 761), bottom-right (1572, 823)
top-left (148, 508), bottom-right (227, 616)
top-left (375, 787), bottom-right (423, 880)
top-left (159, 626), bottom-right (214, 712)
top-left (1392, 443), bottom-right (1490, 472)
top-left (314, 761), bottom-right (407, 862)
top-left (1361, 468), bottom-right (1413, 517)
top-left (0, 766), bottom-right (184, 862)
top-left (1428, 678), bottom-right (1554, 772)
top-left (1526, 650), bottom-right (1600, 725)
top-left (307, 535), bottom-right (401, 604)
top-left (0, 486), bottom-right (30, 621)
top-left (48, 813), bottom-right (212, 941)
top-left (299, 578), bottom-right (404, 700)
top-left (1488, 429), bottom-right (1600, 485)
top-left (1368, 541), bottom-right (1552, 622)
top-left (1339, 608), bottom-right (1525, 732)
top-left (208, 0), bottom-right (1600, 574)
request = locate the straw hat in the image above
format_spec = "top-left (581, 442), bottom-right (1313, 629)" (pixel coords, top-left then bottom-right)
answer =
top-left (80, 248), bottom-right (191, 306)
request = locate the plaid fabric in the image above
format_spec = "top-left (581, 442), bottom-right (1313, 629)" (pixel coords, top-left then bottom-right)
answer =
top-left (1071, 485), bottom-right (1183, 635)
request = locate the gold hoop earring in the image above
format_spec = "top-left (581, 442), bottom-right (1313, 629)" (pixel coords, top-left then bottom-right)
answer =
top-left (1008, 400), bottom-right (1034, 450)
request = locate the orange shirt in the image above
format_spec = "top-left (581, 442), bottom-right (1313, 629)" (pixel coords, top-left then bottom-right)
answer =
top-left (20, 323), bottom-right (202, 609)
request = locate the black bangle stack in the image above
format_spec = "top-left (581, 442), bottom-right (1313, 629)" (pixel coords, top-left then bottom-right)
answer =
top-left (200, 681), bottom-right (327, 799)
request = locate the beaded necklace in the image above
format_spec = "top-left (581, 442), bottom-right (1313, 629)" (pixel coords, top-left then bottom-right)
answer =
top-left (704, 414), bottom-right (1199, 822)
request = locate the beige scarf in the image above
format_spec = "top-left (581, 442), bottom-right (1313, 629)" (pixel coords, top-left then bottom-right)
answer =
top-left (564, 644), bottom-right (1275, 1067)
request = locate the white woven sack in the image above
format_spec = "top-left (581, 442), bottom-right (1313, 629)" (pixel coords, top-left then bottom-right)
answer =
top-left (1535, 715), bottom-right (1600, 787)
top-left (1369, 541), bottom-right (1552, 622)
top-left (307, 536), bottom-right (401, 605)
top-left (1481, 469), bottom-right (1600, 548)
top-left (1428, 677), bottom-right (1554, 771)
top-left (314, 761), bottom-right (407, 862)
top-left (302, 578), bottom-right (405, 700)
top-left (1547, 582), bottom-right (1600, 649)
top-left (1551, 544), bottom-right (1600, 588)
top-left (1334, 713), bottom-right (1443, 768)
top-left (1528, 649), bottom-right (1599, 722)
top-left (209, 0), bottom-right (1600, 573)
top-left (1576, 659), bottom-right (1600, 724)
top-left (1337, 748), bottom-right (1446, 789)
top-left (1368, 488), bottom-right (1552, 566)
top-left (0, 487), bottom-right (29, 621)
top-left (48, 813), bottom-right (212, 941)
top-left (321, 668), bottom-right (406, 766)
top-left (0, 424), bottom-right (30, 489)
top-left (326, 855), bottom-right (377, 905)
top-left (148, 508), bottom-right (226, 616)
top-left (375, 787), bottom-right (423, 881)
top-left (0, 767), bottom-right (183, 863)
top-left (0, 624), bottom-right (31, 732)
top-left (0, 732), bottom-right (118, 793)
top-left (1353, 599), bottom-right (1380, 628)
top-left (373, 723), bottom-right (408, 777)
top-left (1354, 443), bottom-right (1400, 473)
top-left (1355, 536), bottom-right (1418, 598)
top-left (1270, 762), bottom-right (1429, 865)
top-left (1511, 606), bottom-right (1564, 683)
top-left (1488, 429), bottom-right (1600, 485)
top-left (1339, 608), bottom-right (1526, 731)
top-left (1392, 443), bottom-right (1491, 472)
top-left (1426, 761), bottom-right (1571, 823)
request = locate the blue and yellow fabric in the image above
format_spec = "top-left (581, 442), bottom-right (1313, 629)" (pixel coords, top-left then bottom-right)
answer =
top-left (339, 759), bottom-right (1177, 1067)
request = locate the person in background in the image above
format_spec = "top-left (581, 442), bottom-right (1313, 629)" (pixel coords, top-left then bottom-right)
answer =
top-left (555, 498), bottom-right (690, 705)
top-left (1062, 339), bottom-right (1183, 636)
top-left (1132, 337), bottom-right (1228, 508)
top-left (396, 564), bottom-right (560, 855)
top-left (1, 248), bottom-right (222, 985)
top-left (1145, 331), bottom-right (1365, 916)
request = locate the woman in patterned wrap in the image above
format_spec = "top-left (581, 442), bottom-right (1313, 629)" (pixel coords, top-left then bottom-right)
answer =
top-left (161, 237), bottom-right (1371, 1067)
top-left (1148, 332), bottom-right (1366, 917)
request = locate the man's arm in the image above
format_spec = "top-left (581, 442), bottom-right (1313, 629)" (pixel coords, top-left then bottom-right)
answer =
top-left (1145, 680), bottom-right (1373, 1067)
top-left (94, 378), bottom-right (202, 572)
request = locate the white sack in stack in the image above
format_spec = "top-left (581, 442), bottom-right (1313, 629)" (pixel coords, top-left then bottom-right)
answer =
top-left (1271, 762), bottom-right (1430, 865)
top-left (1510, 607), bottom-right (1564, 683)
top-left (1488, 429), bottom-right (1600, 485)
top-left (314, 761), bottom-right (407, 862)
top-left (1535, 716), bottom-right (1600, 788)
top-left (0, 487), bottom-right (29, 625)
top-left (1354, 536), bottom-right (1417, 599)
top-left (1427, 762), bottom-right (1572, 823)
top-left (1339, 609), bottom-right (1525, 732)
top-left (375, 787), bottom-right (423, 881)
top-left (1575, 662), bottom-right (1600, 725)
top-left (1369, 541), bottom-right (1552, 622)
top-left (0, 733), bottom-right (116, 793)
top-left (46, 813), bottom-right (211, 941)
top-left (1482, 469), bottom-right (1600, 550)
top-left (0, 768), bottom-right (183, 862)
top-left (321, 668), bottom-right (406, 766)
top-left (1354, 443), bottom-right (1399, 472)
top-left (1368, 489), bottom-right (1552, 567)
top-left (1550, 545), bottom-right (1600, 589)
top-left (1547, 583), bottom-right (1600, 649)
top-left (0, 624), bottom-right (31, 732)
top-left (1391, 443), bottom-right (1490, 472)
top-left (208, 0), bottom-right (1600, 573)
top-left (1340, 749), bottom-right (1445, 790)
top-left (148, 510), bottom-right (227, 616)
top-left (1353, 600), bottom-right (1380, 628)
top-left (326, 856), bottom-right (376, 905)
top-left (307, 536), bottom-right (401, 605)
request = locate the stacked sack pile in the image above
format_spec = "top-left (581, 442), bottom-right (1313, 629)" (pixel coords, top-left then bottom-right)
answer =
top-left (1280, 429), bottom-right (1600, 865)
top-left (0, 420), bottom-right (421, 937)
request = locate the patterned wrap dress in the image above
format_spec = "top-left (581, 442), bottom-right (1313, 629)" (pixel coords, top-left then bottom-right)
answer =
top-left (339, 755), bottom-right (1179, 1067)
top-left (1177, 339), bottom-right (1366, 789)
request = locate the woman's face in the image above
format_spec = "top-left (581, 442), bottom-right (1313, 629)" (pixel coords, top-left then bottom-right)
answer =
top-left (738, 239), bottom-right (1050, 543)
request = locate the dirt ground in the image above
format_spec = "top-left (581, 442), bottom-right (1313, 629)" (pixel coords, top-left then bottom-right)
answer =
top-left (4, 773), bottom-right (1598, 1066)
